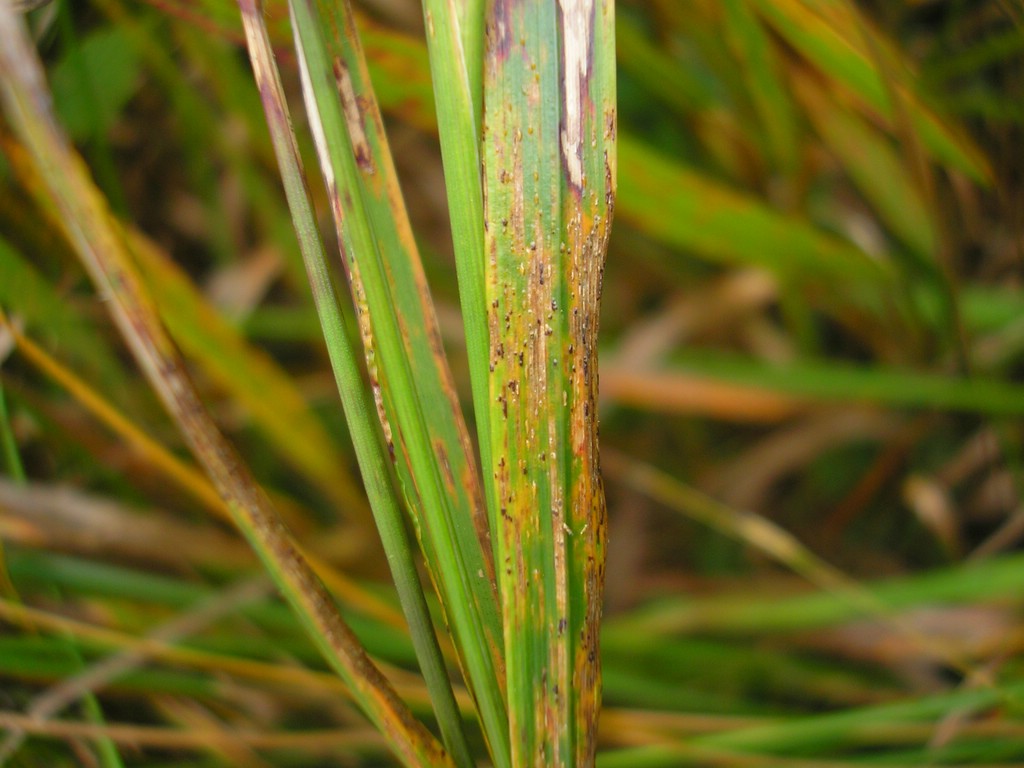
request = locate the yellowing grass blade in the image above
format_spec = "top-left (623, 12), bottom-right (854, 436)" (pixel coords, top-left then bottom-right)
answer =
top-left (483, 0), bottom-right (615, 764)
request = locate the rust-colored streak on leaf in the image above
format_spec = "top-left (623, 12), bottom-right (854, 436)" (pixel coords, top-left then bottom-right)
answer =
top-left (565, 200), bottom-right (608, 765)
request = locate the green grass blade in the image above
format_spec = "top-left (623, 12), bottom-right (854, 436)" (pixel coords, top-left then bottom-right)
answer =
top-left (456, 0), bottom-right (485, 127)
top-left (483, 0), bottom-right (615, 763)
top-left (273, 20), bottom-right (472, 768)
top-left (0, 8), bottom-right (449, 767)
top-left (693, 682), bottom-right (1023, 755)
top-left (607, 548), bottom-right (1024, 637)
top-left (286, 2), bottom-right (508, 763)
top-left (422, 0), bottom-right (499, 556)
top-left (667, 352), bottom-right (1024, 417)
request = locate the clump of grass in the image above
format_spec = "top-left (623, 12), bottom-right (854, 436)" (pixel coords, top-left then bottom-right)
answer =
top-left (2, 1), bottom-right (1024, 767)
top-left (2, 0), bottom-right (613, 765)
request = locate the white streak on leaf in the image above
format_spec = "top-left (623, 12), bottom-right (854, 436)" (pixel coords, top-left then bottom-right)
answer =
top-left (558, 0), bottom-right (592, 190)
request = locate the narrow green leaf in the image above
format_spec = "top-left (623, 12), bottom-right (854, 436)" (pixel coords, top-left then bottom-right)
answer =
top-left (698, 683), bottom-right (1024, 754)
top-left (422, 0), bottom-right (499, 563)
top-left (455, 0), bottom-right (485, 131)
top-left (666, 351), bottom-right (1024, 417)
top-left (237, 2), bottom-right (467, 765)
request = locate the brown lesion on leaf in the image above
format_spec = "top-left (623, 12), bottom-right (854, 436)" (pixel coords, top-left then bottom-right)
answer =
top-left (333, 58), bottom-right (375, 175)
top-left (486, 0), bottom-right (517, 63)
top-left (434, 439), bottom-right (456, 494)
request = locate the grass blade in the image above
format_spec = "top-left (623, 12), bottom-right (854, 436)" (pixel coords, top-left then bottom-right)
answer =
top-left (422, 0), bottom-right (498, 555)
top-left (405, 0), bottom-right (524, 732)
top-left (665, 352), bottom-right (1024, 417)
top-left (483, 0), bottom-right (615, 763)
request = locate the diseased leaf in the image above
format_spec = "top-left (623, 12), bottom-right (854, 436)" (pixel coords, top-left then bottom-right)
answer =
top-left (285, 1), bottom-right (494, 763)
top-left (483, 0), bottom-right (614, 763)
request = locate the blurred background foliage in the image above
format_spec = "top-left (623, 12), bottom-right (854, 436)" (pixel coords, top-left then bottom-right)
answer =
top-left (2, 0), bottom-right (1024, 765)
